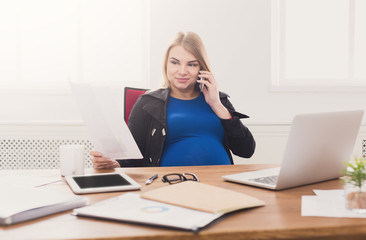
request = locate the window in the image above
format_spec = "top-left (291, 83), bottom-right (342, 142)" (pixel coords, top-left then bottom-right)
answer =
top-left (271, 0), bottom-right (366, 90)
top-left (0, 0), bottom-right (147, 92)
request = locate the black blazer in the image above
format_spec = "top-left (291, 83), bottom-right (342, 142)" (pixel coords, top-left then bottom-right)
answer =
top-left (117, 88), bottom-right (256, 167)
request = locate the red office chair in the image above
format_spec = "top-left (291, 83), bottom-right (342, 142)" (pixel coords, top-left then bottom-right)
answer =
top-left (124, 87), bottom-right (148, 124)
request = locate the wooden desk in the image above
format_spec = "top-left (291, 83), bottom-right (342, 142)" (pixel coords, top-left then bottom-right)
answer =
top-left (1, 164), bottom-right (366, 240)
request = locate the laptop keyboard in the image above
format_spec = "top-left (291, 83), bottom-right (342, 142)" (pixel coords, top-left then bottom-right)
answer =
top-left (249, 175), bottom-right (278, 186)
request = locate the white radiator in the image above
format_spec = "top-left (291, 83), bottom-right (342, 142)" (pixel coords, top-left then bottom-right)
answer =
top-left (1, 128), bottom-right (365, 169)
top-left (0, 138), bottom-right (94, 170)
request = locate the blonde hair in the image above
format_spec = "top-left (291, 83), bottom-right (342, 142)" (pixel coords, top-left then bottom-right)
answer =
top-left (162, 32), bottom-right (211, 88)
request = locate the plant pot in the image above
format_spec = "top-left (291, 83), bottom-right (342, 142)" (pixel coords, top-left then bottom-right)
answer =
top-left (344, 183), bottom-right (366, 214)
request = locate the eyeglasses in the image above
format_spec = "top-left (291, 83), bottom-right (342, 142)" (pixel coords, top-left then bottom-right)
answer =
top-left (161, 173), bottom-right (199, 184)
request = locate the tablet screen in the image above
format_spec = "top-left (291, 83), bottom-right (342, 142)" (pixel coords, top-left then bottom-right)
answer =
top-left (72, 174), bottom-right (132, 189)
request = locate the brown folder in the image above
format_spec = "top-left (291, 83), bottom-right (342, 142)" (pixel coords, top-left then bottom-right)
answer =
top-left (141, 181), bottom-right (265, 214)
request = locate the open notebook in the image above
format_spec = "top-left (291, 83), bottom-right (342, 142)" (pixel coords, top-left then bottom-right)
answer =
top-left (140, 181), bottom-right (265, 213)
top-left (74, 182), bottom-right (265, 231)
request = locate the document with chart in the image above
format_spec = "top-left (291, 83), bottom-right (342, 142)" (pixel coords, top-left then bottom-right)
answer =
top-left (70, 82), bottom-right (142, 160)
top-left (73, 192), bottom-right (222, 231)
top-left (73, 183), bottom-right (265, 231)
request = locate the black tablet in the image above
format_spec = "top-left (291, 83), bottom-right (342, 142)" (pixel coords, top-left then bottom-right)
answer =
top-left (65, 173), bottom-right (141, 194)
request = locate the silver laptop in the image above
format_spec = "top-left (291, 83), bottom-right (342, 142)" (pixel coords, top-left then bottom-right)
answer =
top-left (223, 110), bottom-right (364, 190)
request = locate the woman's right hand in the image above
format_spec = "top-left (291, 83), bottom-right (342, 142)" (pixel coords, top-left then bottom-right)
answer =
top-left (90, 150), bottom-right (120, 169)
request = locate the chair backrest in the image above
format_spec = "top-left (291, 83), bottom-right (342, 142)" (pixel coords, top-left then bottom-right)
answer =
top-left (124, 87), bottom-right (148, 124)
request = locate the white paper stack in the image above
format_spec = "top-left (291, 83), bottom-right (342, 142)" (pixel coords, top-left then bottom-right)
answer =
top-left (301, 189), bottom-right (366, 218)
top-left (0, 186), bottom-right (89, 226)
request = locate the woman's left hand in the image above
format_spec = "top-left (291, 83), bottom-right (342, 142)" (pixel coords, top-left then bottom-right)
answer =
top-left (197, 70), bottom-right (220, 106)
top-left (197, 70), bottom-right (232, 119)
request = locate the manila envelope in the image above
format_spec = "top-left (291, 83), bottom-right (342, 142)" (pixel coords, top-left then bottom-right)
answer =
top-left (141, 181), bottom-right (265, 214)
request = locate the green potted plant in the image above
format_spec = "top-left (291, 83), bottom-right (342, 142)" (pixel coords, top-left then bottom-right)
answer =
top-left (343, 156), bottom-right (366, 213)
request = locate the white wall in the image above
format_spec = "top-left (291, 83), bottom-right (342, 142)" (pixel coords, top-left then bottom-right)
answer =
top-left (0, 0), bottom-right (365, 166)
top-left (149, 0), bottom-right (366, 123)
top-left (0, 0), bottom-right (147, 124)
top-left (148, 0), bottom-right (366, 163)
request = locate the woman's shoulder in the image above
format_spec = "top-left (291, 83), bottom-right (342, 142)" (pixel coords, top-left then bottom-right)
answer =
top-left (142, 87), bottom-right (170, 101)
top-left (219, 91), bottom-right (230, 99)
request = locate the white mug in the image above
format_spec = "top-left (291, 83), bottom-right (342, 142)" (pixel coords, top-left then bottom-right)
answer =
top-left (59, 144), bottom-right (85, 176)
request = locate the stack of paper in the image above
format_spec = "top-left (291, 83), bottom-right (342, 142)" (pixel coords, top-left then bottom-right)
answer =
top-left (301, 189), bottom-right (366, 218)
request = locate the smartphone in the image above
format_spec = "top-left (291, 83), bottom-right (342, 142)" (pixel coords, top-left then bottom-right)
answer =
top-left (198, 68), bottom-right (204, 92)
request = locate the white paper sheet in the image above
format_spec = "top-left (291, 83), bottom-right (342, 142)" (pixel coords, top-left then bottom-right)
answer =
top-left (0, 174), bottom-right (61, 189)
top-left (301, 189), bottom-right (366, 218)
top-left (312, 189), bottom-right (345, 198)
top-left (70, 82), bottom-right (142, 160)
